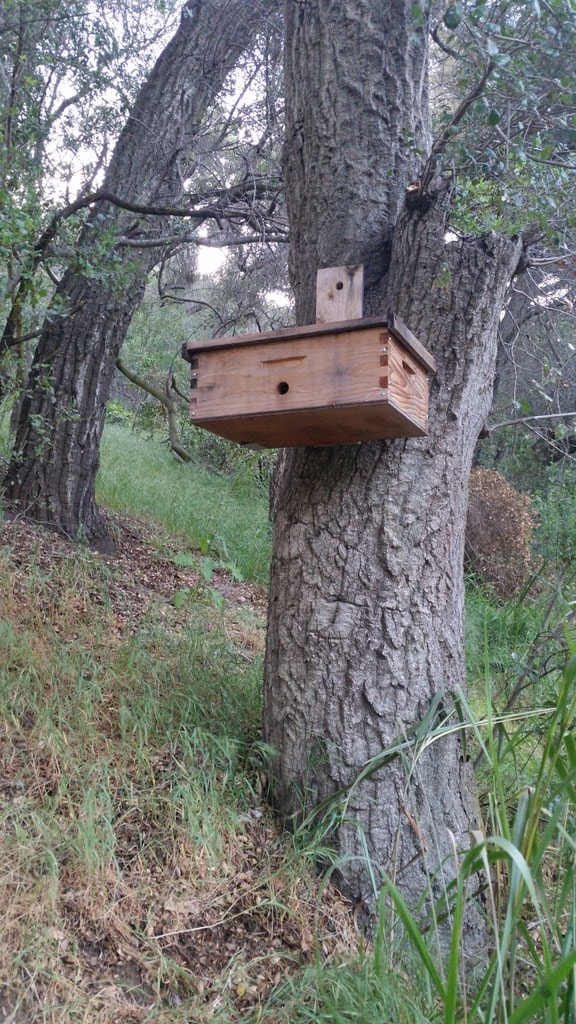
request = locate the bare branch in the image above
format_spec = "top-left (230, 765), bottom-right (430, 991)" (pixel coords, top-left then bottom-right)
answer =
top-left (116, 230), bottom-right (288, 248)
top-left (483, 411), bottom-right (576, 435)
top-left (421, 59), bottom-right (495, 190)
top-left (430, 23), bottom-right (461, 62)
top-left (115, 357), bottom-right (194, 463)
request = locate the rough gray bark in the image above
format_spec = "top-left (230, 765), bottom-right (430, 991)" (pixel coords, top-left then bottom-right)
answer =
top-left (3, 0), bottom-right (274, 550)
top-left (283, 0), bottom-right (431, 323)
top-left (264, 0), bottom-right (524, 954)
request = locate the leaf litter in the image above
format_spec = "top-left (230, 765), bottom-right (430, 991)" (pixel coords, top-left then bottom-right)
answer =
top-left (0, 513), bottom-right (358, 1022)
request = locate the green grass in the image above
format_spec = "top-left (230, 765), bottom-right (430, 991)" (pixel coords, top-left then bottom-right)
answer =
top-left (0, 560), bottom-right (264, 868)
top-left (259, 953), bottom-right (435, 1023)
top-left (0, 520), bottom-right (434, 1022)
top-left (376, 653), bottom-right (576, 1024)
top-left (98, 423), bottom-right (272, 584)
top-left (0, 539), bottom-right (319, 1021)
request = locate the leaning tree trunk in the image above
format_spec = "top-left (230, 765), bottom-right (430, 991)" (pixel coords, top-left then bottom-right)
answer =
top-left (264, 0), bottom-right (524, 955)
top-left (3, 0), bottom-right (273, 550)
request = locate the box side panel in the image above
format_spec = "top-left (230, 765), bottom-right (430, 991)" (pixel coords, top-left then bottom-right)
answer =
top-left (190, 328), bottom-right (384, 419)
top-left (385, 337), bottom-right (429, 432)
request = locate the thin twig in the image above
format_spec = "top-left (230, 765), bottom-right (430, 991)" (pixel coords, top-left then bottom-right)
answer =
top-left (484, 411), bottom-right (576, 435)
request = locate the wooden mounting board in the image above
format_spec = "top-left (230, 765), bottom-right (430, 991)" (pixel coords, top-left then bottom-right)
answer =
top-left (315, 264), bottom-right (364, 323)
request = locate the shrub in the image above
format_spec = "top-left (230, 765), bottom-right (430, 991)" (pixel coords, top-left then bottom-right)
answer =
top-left (466, 468), bottom-right (536, 598)
top-left (533, 468), bottom-right (576, 566)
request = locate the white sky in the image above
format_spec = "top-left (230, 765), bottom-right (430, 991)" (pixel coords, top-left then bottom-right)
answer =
top-left (197, 246), bottom-right (227, 276)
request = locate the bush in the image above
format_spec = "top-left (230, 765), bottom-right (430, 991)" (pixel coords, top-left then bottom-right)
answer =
top-left (533, 468), bottom-right (576, 566)
top-left (466, 468), bottom-right (536, 598)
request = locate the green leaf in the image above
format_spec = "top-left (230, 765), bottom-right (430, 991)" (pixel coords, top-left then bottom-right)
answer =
top-left (172, 551), bottom-right (197, 568)
top-left (508, 951), bottom-right (576, 1024)
top-left (380, 872), bottom-right (447, 1001)
top-left (443, 3), bottom-right (463, 29)
top-left (201, 557), bottom-right (218, 583)
top-left (208, 588), bottom-right (225, 613)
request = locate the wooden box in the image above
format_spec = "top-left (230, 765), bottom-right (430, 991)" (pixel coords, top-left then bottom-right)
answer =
top-left (181, 267), bottom-right (435, 449)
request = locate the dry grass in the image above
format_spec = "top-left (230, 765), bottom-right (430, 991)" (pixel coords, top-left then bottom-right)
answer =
top-left (0, 514), bottom-right (358, 1023)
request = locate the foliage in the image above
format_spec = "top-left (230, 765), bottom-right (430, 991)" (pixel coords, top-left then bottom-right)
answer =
top-left (431, 0), bottom-right (576, 239)
top-left (452, 178), bottom-right (526, 235)
top-left (113, 247), bottom-right (291, 464)
top-left (534, 466), bottom-right (576, 567)
top-left (0, 0), bottom-right (177, 325)
top-left (477, 428), bottom-right (541, 490)
top-left (178, 423), bottom-right (277, 483)
top-left (465, 578), bottom-right (549, 694)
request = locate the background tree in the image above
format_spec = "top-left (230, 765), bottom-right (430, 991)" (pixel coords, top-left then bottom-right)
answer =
top-left (432, 0), bottom-right (576, 456)
top-left (1, 0), bottom-right (281, 548)
top-left (263, 0), bottom-right (575, 947)
top-left (0, 0), bottom-right (176, 378)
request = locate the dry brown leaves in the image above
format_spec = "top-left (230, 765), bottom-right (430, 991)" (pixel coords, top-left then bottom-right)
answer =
top-left (0, 512), bottom-right (267, 637)
top-left (466, 468), bottom-right (537, 598)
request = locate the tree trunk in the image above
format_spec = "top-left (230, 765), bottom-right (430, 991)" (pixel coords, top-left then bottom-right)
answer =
top-left (282, 0), bottom-right (431, 324)
top-left (264, 0), bottom-right (524, 954)
top-left (3, 0), bottom-right (273, 550)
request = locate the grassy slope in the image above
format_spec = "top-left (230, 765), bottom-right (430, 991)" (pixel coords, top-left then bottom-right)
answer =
top-left (98, 425), bottom-right (272, 585)
top-left (0, 423), bottom-right (574, 1023)
top-left (0, 521), bottom-right (363, 1023)
top-left (0, 426), bottom-right (431, 1024)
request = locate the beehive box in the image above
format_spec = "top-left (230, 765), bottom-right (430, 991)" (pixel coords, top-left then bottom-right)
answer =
top-left (181, 267), bottom-right (436, 448)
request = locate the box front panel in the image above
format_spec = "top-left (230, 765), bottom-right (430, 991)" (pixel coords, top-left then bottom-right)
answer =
top-left (190, 328), bottom-right (384, 421)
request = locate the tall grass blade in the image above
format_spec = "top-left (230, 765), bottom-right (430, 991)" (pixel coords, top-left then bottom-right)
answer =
top-left (443, 869), bottom-right (464, 1024)
top-left (507, 951), bottom-right (576, 1024)
top-left (381, 872), bottom-right (447, 1002)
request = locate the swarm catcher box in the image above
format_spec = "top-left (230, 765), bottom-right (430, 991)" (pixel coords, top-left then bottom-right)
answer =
top-left (181, 266), bottom-right (436, 448)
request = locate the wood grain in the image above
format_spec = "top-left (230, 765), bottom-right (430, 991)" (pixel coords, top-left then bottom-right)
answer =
top-left (188, 326), bottom-right (430, 447)
top-left (315, 265), bottom-right (364, 323)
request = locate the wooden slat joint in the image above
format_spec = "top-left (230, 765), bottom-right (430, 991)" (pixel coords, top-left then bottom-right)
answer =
top-left (387, 310), bottom-right (437, 374)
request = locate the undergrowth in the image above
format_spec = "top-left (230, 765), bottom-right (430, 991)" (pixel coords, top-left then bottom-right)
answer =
top-left (97, 424), bottom-right (272, 585)
top-left (0, 418), bottom-right (575, 1023)
top-left (0, 527), bottom-right (368, 1023)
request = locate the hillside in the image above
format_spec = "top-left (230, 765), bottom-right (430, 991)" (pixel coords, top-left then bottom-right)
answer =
top-left (1, 435), bottom-right (574, 1023)
top-left (0, 511), bottom-right (361, 1023)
